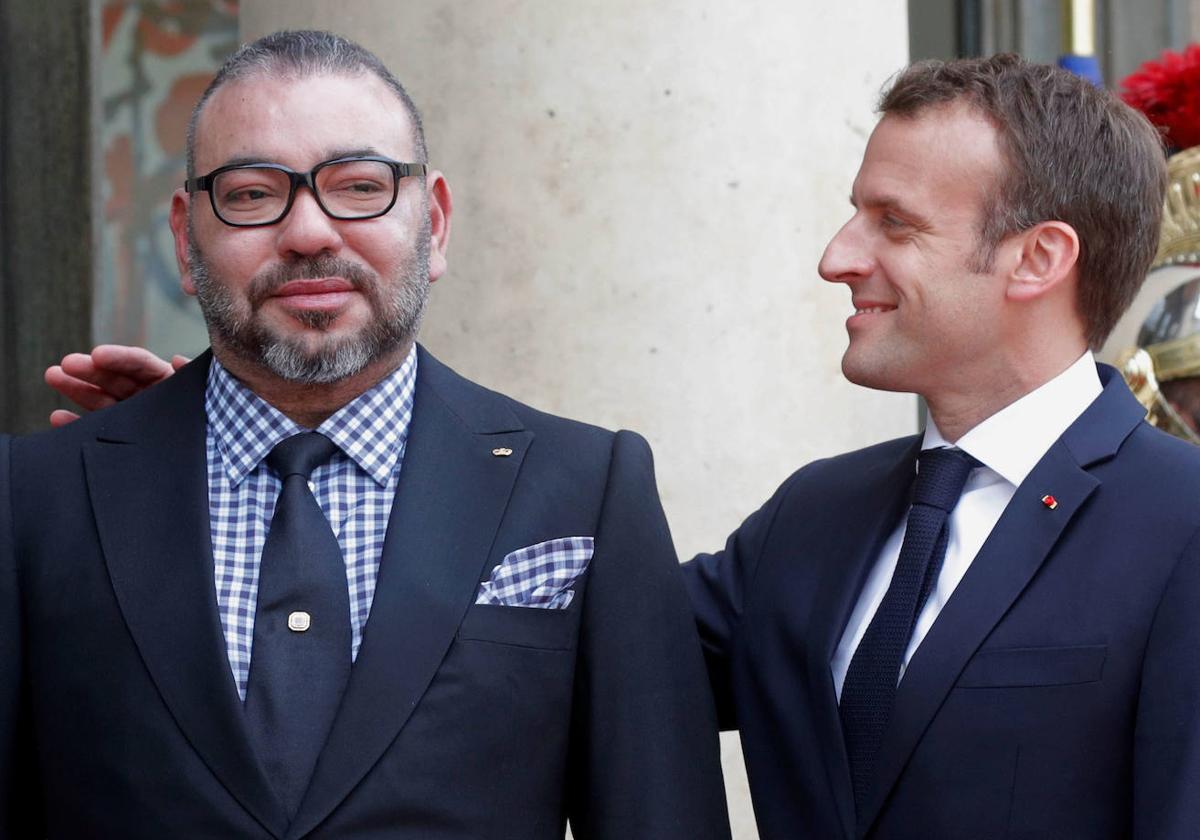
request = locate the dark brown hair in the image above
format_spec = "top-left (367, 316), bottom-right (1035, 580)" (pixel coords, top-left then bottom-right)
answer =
top-left (881, 54), bottom-right (1167, 348)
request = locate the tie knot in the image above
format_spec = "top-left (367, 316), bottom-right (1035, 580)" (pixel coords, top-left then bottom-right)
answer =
top-left (267, 432), bottom-right (339, 480)
top-left (913, 447), bottom-right (979, 512)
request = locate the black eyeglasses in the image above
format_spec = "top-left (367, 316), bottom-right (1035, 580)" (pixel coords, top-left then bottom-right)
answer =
top-left (184, 156), bottom-right (428, 227)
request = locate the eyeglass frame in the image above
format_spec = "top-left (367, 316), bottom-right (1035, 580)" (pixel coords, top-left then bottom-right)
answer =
top-left (183, 155), bottom-right (429, 228)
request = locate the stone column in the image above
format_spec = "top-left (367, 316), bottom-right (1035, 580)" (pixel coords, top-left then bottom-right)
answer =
top-left (241, 3), bottom-right (911, 835)
top-left (0, 0), bottom-right (94, 433)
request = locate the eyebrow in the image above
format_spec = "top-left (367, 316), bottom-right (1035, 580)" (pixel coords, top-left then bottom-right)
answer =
top-left (322, 147), bottom-right (385, 161)
top-left (215, 147), bottom-right (386, 170)
top-left (218, 155), bottom-right (274, 169)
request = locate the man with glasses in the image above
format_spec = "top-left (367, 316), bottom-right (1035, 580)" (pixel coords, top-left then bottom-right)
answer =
top-left (0, 30), bottom-right (729, 839)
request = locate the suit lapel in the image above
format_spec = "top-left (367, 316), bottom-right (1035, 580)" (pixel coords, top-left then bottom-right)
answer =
top-left (805, 438), bottom-right (920, 840)
top-left (855, 368), bottom-right (1143, 836)
top-left (288, 348), bottom-right (530, 839)
top-left (84, 354), bottom-right (289, 838)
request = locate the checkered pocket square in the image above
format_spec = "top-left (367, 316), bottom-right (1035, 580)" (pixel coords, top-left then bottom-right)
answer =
top-left (475, 536), bottom-right (595, 609)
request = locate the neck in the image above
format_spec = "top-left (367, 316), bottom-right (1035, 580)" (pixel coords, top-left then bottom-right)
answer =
top-left (924, 347), bottom-right (1087, 443)
top-left (213, 340), bottom-right (413, 428)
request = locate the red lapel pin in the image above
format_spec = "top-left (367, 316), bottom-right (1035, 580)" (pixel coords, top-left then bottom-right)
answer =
top-left (1041, 494), bottom-right (1058, 510)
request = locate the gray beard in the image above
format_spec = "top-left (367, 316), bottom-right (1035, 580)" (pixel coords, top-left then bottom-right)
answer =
top-left (188, 224), bottom-right (429, 384)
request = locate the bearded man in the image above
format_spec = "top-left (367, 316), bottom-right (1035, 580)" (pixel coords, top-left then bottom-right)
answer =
top-left (0, 30), bottom-right (729, 839)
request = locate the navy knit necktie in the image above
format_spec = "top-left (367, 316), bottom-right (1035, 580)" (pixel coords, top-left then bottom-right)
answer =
top-left (244, 432), bottom-right (351, 818)
top-left (839, 447), bottom-right (979, 817)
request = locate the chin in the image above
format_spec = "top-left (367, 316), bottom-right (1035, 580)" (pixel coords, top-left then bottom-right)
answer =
top-left (841, 354), bottom-right (912, 394)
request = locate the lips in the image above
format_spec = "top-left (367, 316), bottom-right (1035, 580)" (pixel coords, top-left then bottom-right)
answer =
top-left (270, 278), bottom-right (356, 311)
top-left (846, 300), bottom-right (897, 329)
top-left (274, 278), bottom-right (353, 296)
top-left (851, 299), bottom-right (897, 315)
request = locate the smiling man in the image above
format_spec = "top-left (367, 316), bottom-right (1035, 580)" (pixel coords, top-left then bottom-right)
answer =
top-left (684, 55), bottom-right (1200, 839)
top-left (39, 51), bottom-right (1200, 840)
top-left (0, 31), bottom-right (729, 839)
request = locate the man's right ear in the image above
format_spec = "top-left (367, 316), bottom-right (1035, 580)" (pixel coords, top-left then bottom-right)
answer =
top-left (169, 189), bottom-right (196, 296)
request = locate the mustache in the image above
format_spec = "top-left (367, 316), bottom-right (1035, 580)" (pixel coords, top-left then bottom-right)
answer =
top-left (247, 256), bottom-right (377, 306)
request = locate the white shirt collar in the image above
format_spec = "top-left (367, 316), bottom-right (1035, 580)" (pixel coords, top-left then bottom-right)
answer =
top-left (922, 352), bottom-right (1102, 488)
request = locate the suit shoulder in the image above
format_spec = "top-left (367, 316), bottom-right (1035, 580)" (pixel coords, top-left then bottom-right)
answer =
top-left (769, 435), bottom-right (920, 495)
top-left (13, 352), bottom-right (209, 467)
top-left (504, 397), bottom-right (620, 449)
top-left (11, 410), bottom-right (99, 465)
top-left (1118, 421), bottom-right (1200, 493)
top-left (418, 348), bottom-right (619, 457)
top-left (493, 393), bottom-right (647, 487)
top-left (1095, 423), bottom-right (1200, 540)
top-left (815, 435), bottom-right (921, 469)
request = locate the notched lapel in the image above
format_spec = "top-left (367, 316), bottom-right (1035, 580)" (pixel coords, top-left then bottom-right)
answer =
top-left (289, 350), bottom-right (529, 839)
top-left (84, 356), bottom-right (289, 839)
top-left (857, 442), bottom-right (1099, 836)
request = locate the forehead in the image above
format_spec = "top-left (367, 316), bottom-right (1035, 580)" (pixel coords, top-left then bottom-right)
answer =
top-left (854, 103), bottom-right (1002, 215)
top-left (193, 72), bottom-right (416, 172)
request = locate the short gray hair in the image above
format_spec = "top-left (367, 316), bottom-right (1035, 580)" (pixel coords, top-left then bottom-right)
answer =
top-left (186, 30), bottom-right (427, 177)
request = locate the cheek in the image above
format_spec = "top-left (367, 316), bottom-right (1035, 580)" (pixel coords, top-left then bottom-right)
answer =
top-left (924, 275), bottom-right (998, 348)
top-left (349, 223), bottom-right (417, 276)
top-left (206, 231), bottom-right (276, 277)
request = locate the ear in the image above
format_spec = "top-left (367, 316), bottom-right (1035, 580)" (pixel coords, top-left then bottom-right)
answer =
top-left (1005, 221), bottom-right (1080, 303)
top-left (169, 189), bottom-right (197, 297)
top-left (424, 170), bottom-right (453, 283)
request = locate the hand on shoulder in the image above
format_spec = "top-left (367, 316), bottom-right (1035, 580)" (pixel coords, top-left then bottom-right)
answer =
top-left (44, 345), bottom-right (187, 427)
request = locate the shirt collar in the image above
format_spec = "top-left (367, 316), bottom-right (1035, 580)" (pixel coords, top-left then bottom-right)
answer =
top-left (205, 345), bottom-right (418, 487)
top-left (921, 351), bottom-right (1102, 488)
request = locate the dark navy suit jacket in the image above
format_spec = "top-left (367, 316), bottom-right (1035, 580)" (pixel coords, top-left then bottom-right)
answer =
top-left (0, 346), bottom-right (731, 839)
top-left (684, 366), bottom-right (1200, 839)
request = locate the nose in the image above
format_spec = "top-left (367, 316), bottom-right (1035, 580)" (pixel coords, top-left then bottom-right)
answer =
top-left (274, 188), bottom-right (345, 258)
top-left (818, 215), bottom-right (873, 286)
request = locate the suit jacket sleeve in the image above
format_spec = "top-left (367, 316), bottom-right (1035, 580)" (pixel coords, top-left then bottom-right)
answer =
top-left (567, 430), bottom-right (731, 840)
top-left (1134, 523), bottom-right (1200, 839)
top-left (0, 434), bottom-right (41, 837)
top-left (681, 470), bottom-right (799, 730)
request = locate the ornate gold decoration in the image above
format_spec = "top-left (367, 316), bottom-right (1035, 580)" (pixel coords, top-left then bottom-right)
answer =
top-left (1154, 146), bottom-right (1200, 268)
top-left (1117, 347), bottom-right (1200, 443)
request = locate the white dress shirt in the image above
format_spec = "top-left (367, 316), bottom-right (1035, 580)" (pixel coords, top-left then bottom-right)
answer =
top-left (832, 353), bottom-right (1103, 699)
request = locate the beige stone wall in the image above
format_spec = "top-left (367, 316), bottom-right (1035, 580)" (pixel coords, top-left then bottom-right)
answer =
top-left (241, 3), bottom-right (912, 836)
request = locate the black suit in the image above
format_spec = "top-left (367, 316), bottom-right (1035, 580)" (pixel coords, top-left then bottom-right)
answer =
top-left (684, 368), bottom-right (1200, 839)
top-left (1, 347), bottom-right (731, 839)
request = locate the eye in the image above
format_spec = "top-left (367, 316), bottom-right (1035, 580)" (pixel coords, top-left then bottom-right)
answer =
top-left (214, 169), bottom-right (288, 207)
top-left (319, 160), bottom-right (394, 201)
top-left (346, 180), bottom-right (387, 194)
top-left (225, 187), bottom-right (272, 204)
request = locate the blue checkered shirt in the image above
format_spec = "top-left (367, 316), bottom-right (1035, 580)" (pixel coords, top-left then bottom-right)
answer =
top-left (205, 347), bottom-right (417, 700)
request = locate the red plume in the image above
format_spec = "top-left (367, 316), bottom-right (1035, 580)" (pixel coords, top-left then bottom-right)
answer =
top-left (1121, 44), bottom-right (1200, 150)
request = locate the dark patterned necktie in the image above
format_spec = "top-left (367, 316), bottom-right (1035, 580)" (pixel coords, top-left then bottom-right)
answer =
top-left (244, 431), bottom-right (351, 818)
top-left (839, 447), bottom-right (980, 817)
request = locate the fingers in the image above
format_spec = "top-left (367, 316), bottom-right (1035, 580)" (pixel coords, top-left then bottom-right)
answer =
top-left (49, 409), bottom-right (82, 428)
top-left (86, 344), bottom-right (177, 388)
top-left (44, 364), bottom-right (119, 413)
top-left (44, 345), bottom-right (180, 420)
top-left (48, 344), bottom-right (175, 405)
top-left (170, 354), bottom-right (191, 371)
top-left (51, 345), bottom-right (172, 403)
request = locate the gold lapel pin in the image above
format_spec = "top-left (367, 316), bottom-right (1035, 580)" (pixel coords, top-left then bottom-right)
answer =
top-left (492, 447), bottom-right (514, 457)
top-left (1041, 494), bottom-right (1058, 510)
